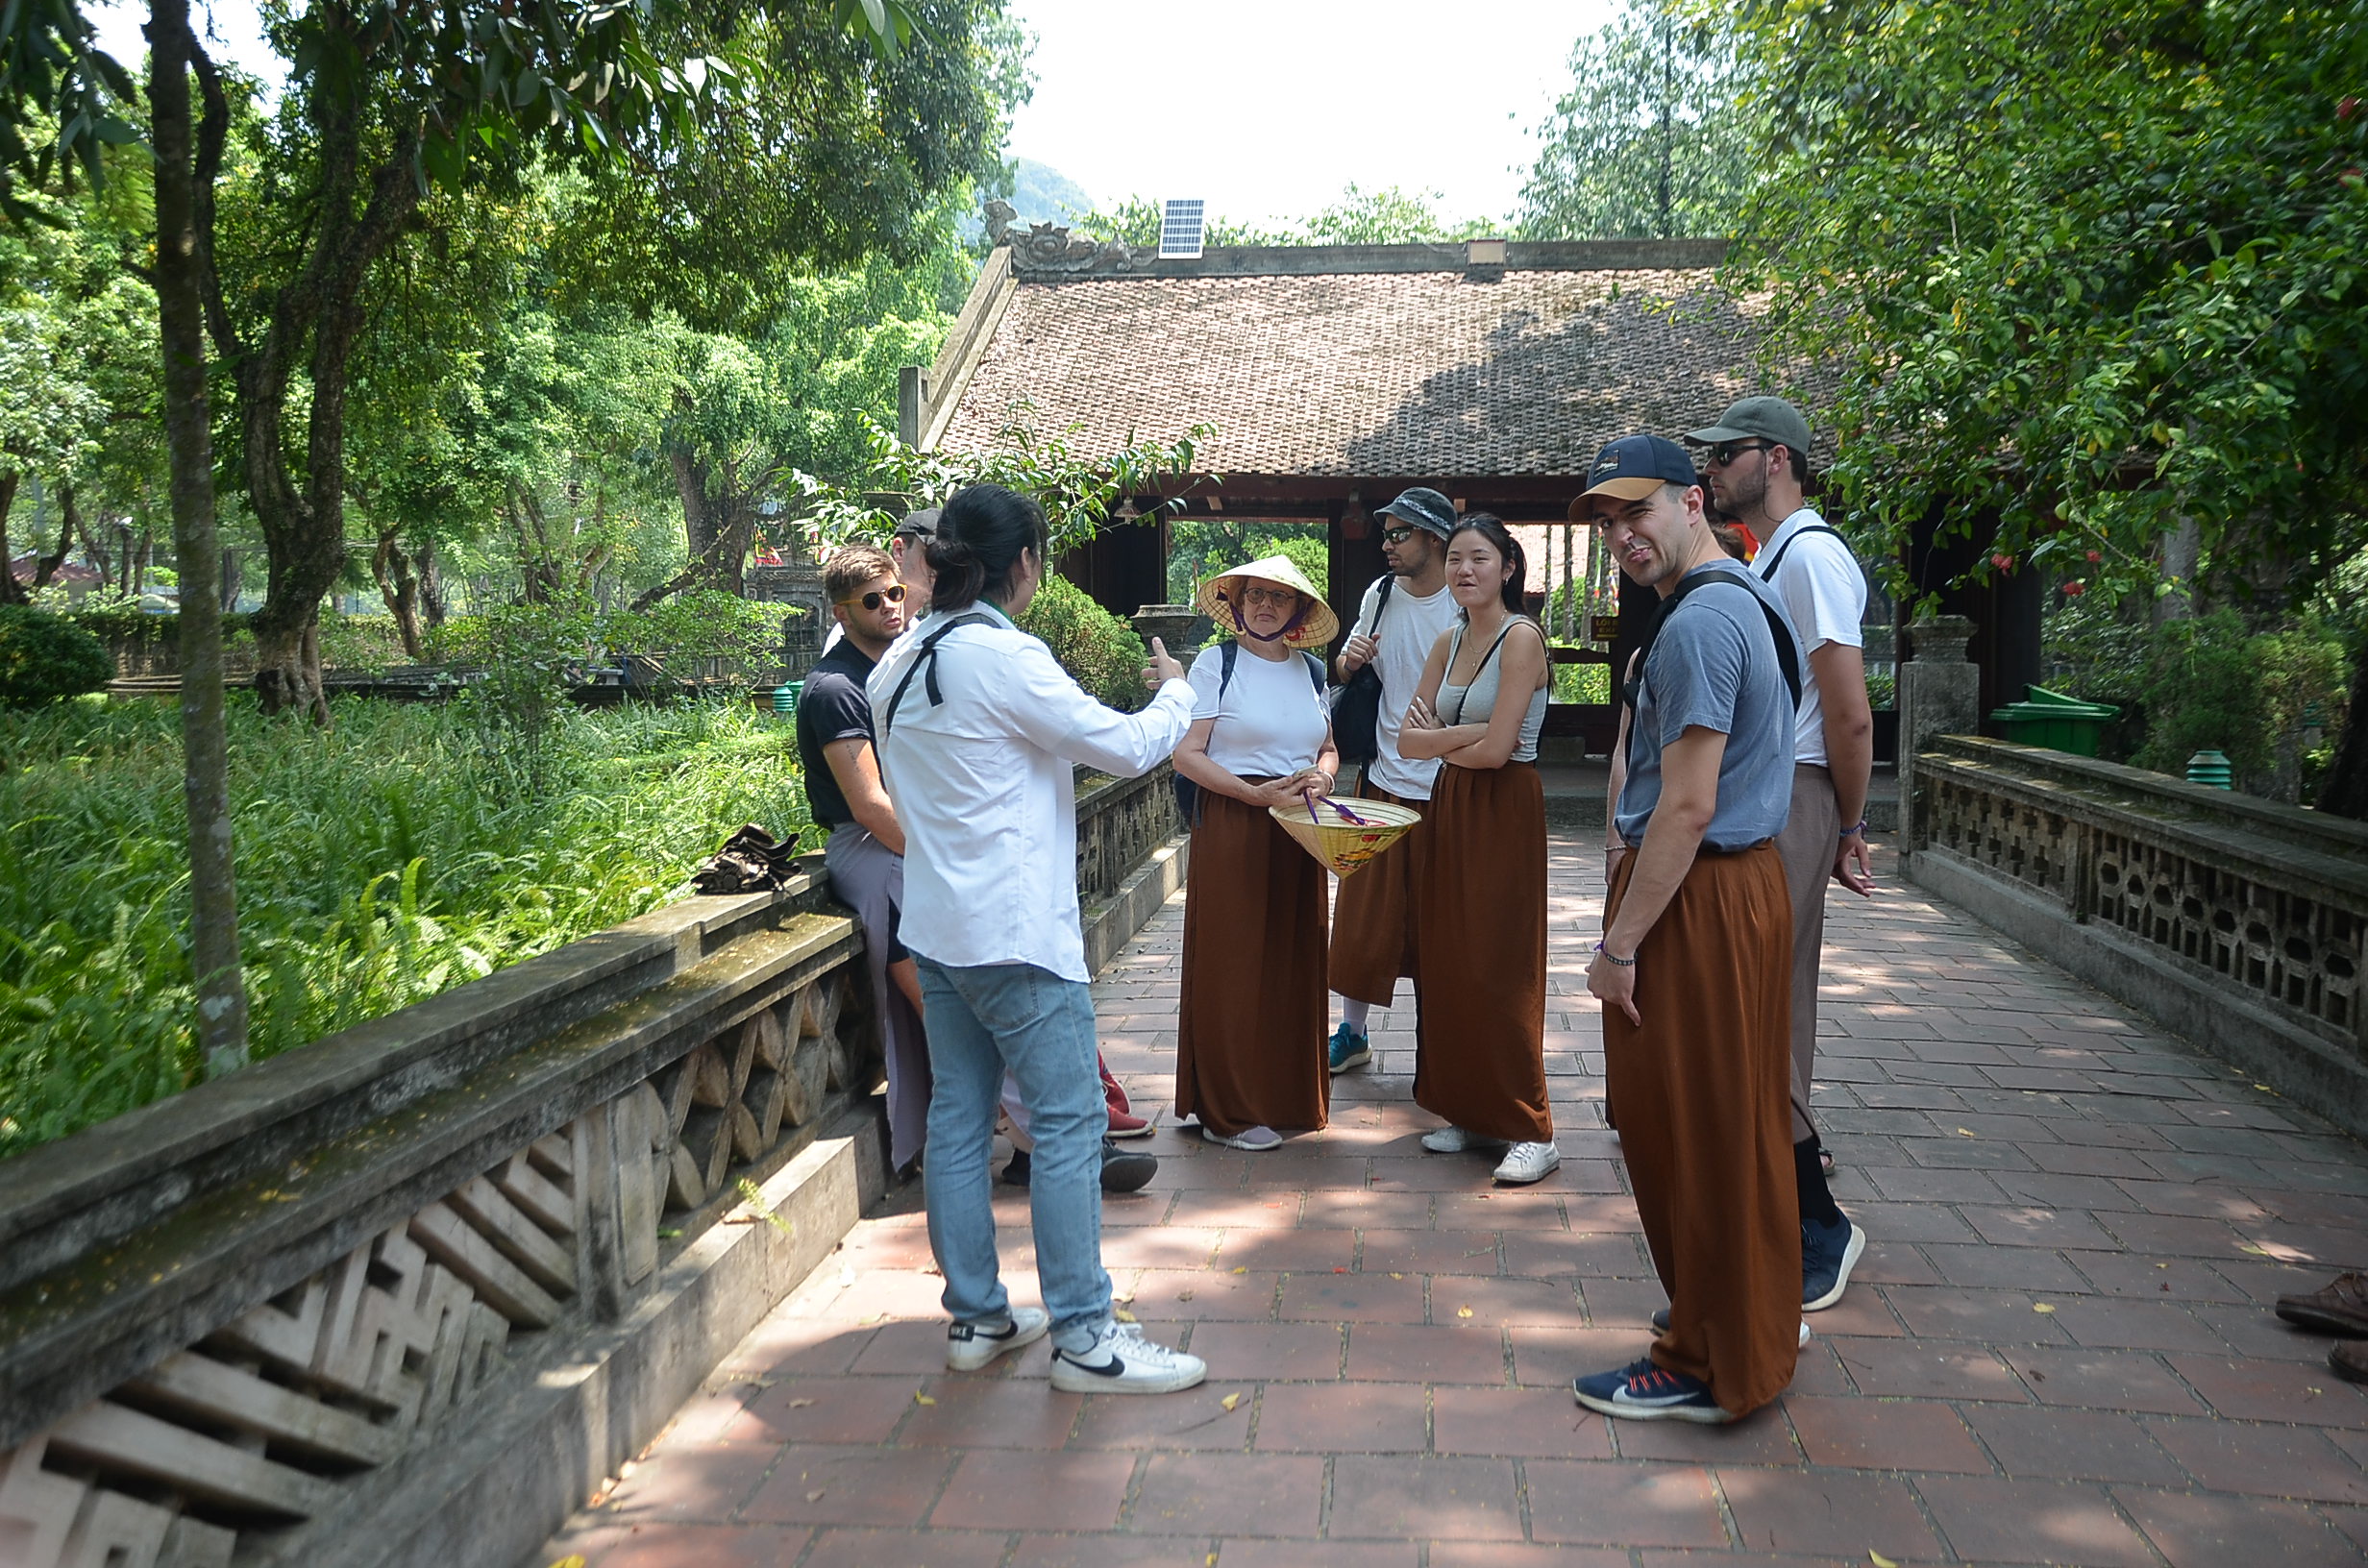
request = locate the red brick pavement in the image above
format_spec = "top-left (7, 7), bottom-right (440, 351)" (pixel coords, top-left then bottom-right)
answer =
top-left (541, 840), bottom-right (2368, 1567)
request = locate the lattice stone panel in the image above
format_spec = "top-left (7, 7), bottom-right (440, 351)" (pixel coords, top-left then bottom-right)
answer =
top-left (1925, 760), bottom-right (2368, 1045)
top-left (0, 964), bottom-right (872, 1564)
top-left (2093, 827), bottom-right (2365, 1034)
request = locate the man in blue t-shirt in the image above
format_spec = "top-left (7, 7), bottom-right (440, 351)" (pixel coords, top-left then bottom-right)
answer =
top-left (1567, 434), bottom-right (1804, 1427)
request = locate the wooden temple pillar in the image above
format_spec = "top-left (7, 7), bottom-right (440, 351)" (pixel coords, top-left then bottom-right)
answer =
top-left (1904, 504), bottom-right (2045, 724)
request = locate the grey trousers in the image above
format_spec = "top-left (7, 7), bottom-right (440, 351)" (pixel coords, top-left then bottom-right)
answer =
top-left (1770, 764), bottom-right (1840, 1143)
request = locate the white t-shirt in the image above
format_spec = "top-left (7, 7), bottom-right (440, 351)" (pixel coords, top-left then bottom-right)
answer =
top-left (1189, 643), bottom-right (1329, 778)
top-left (1751, 507), bottom-right (1867, 767)
top-left (1345, 575), bottom-right (1464, 799)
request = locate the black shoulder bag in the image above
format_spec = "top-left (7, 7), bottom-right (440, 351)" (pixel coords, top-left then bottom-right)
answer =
top-left (1172, 643), bottom-right (1328, 825)
top-left (1328, 575), bottom-right (1395, 768)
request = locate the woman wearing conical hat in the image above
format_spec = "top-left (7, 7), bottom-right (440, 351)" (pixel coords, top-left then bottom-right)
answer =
top-left (1172, 556), bottom-right (1342, 1151)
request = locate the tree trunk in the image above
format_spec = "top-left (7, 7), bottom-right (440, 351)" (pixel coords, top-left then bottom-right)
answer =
top-left (633, 442), bottom-right (757, 610)
top-left (372, 527), bottom-right (426, 660)
top-left (66, 487), bottom-right (107, 584)
top-left (191, 27), bottom-right (421, 724)
top-left (2316, 636), bottom-right (2368, 819)
top-left (416, 538), bottom-right (446, 627)
top-left (33, 482), bottom-right (70, 588)
top-left (2156, 512), bottom-right (2199, 625)
top-left (219, 546), bottom-right (240, 612)
top-left (0, 471), bottom-right (24, 605)
top-left (148, 0), bottom-right (251, 1076)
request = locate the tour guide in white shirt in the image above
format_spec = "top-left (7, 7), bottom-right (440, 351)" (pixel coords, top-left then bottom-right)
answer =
top-left (868, 483), bottom-right (1208, 1396)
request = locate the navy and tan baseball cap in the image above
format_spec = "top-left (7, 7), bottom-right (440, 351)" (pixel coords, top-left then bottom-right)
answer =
top-left (1686, 395), bottom-right (1813, 455)
top-left (1568, 434), bottom-right (1699, 518)
top-left (1373, 486), bottom-right (1457, 539)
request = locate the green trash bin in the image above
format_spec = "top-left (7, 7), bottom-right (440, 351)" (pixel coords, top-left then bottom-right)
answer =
top-left (1987, 685), bottom-right (2120, 756)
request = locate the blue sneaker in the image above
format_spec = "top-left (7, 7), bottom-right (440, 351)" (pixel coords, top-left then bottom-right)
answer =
top-left (1326, 1021), bottom-right (1371, 1074)
top-left (1572, 1357), bottom-right (1733, 1423)
top-left (1802, 1213), bottom-right (1865, 1312)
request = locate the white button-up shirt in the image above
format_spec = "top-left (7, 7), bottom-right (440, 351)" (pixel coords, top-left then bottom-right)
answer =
top-left (868, 600), bottom-right (1193, 982)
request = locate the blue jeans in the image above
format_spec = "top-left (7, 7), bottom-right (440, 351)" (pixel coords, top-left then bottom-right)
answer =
top-left (915, 955), bottom-right (1112, 1351)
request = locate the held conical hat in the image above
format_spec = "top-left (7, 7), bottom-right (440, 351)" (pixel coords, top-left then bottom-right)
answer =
top-left (1194, 555), bottom-right (1340, 649)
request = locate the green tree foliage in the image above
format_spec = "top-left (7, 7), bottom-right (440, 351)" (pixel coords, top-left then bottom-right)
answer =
top-left (1717, 0), bottom-right (2368, 807)
top-left (792, 417), bottom-right (1215, 558)
top-left (1167, 520), bottom-right (1326, 606)
top-left (1015, 573), bottom-right (1148, 712)
top-left (0, 603), bottom-right (111, 704)
top-left (1518, 0), bottom-right (1755, 240)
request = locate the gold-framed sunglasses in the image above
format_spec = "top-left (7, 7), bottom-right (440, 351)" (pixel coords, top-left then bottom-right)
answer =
top-left (835, 583), bottom-right (908, 611)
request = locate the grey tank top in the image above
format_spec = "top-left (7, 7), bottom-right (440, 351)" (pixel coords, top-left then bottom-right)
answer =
top-left (1440, 618), bottom-right (1548, 763)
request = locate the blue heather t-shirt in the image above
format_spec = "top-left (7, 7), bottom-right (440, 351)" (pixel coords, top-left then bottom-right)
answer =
top-left (1616, 563), bottom-right (1800, 851)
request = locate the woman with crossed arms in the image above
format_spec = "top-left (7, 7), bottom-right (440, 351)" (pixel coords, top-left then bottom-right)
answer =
top-left (1398, 513), bottom-right (1560, 1186)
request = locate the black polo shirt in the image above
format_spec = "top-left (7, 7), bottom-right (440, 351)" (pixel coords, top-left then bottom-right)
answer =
top-left (795, 638), bottom-right (879, 830)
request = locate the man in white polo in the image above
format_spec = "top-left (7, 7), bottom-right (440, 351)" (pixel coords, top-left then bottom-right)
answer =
top-left (1688, 395), bottom-right (1872, 1312)
top-left (1325, 487), bottom-right (1465, 1072)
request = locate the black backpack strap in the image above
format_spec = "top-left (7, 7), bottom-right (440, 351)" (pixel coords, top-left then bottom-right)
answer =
top-left (1216, 638), bottom-right (1241, 698)
top-left (1622, 571), bottom-right (1802, 776)
top-left (1301, 650), bottom-right (1326, 694)
top-left (1754, 524), bottom-right (1847, 583)
top-left (878, 613), bottom-right (999, 739)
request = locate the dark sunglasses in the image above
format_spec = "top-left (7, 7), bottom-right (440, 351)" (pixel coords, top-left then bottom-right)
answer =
top-left (835, 582), bottom-right (907, 611)
top-left (1706, 439), bottom-right (1774, 467)
top-left (1382, 525), bottom-right (1421, 545)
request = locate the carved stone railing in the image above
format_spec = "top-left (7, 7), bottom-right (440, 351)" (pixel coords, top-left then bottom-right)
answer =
top-left (0, 866), bottom-right (875, 1568)
top-left (1077, 762), bottom-right (1182, 910)
top-left (0, 771), bottom-right (1191, 1568)
top-left (1913, 735), bottom-right (2368, 1132)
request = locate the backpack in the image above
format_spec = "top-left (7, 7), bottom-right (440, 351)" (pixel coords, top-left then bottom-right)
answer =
top-left (1327, 574), bottom-right (1396, 767)
top-left (1620, 568), bottom-right (1803, 780)
top-left (1173, 641), bottom-right (1329, 826)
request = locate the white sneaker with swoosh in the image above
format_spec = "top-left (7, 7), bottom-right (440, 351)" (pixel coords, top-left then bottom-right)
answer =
top-left (946, 1305), bottom-right (1049, 1372)
top-left (1049, 1320), bottom-right (1207, 1395)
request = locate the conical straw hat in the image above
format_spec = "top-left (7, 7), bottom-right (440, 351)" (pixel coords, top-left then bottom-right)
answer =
top-left (1269, 795), bottom-right (1422, 877)
top-left (1196, 555), bottom-right (1340, 649)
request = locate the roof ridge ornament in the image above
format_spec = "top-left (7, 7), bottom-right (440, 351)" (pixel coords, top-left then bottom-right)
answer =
top-left (984, 195), bottom-right (1142, 275)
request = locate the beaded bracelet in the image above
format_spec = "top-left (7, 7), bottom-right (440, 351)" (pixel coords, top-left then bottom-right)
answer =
top-left (1591, 942), bottom-right (1637, 968)
top-left (1840, 821), bottom-right (1869, 838)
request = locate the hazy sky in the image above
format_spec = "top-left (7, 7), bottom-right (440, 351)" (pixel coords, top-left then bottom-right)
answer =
top-left (87, 0), bottom-right (1610, 228)
top-left (1006, 0), bottom-right (1613, 228)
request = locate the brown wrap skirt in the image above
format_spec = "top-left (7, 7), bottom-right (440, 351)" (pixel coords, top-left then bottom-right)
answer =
top-left (1411, 761), bottom-right (1552, 1144)
top-left (1175, 786), bottom-right (1330, 1137)
top-left (1604, 841), bottom-right (1800, 1417)
top-left (1327, 782), bottom-right (1428, 1005)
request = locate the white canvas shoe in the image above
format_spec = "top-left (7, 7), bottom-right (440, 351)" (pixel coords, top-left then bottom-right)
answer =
top-left (1048, 1320), bottom-right (1207, 1395)
top-left (946, 1305), bottom-right (1050, 1372)
top-left (1492, 1140), bottom-right (1563, 1185)
top-left (1420, 1125), bottom-right (1505, 1155)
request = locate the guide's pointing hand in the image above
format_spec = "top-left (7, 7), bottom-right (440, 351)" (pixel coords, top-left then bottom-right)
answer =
top-left (1146, 636), bottom-right (1185, 687)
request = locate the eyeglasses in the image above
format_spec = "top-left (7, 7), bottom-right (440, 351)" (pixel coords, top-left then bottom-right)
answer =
top-left (835, 583), bottom-right (907, 611)
top-left (1236, 584), bottom-right (1301, 609)
top-left (1705, 440), bottom-right (1774, 468)
top-left (1382, 526), bottom-right (1420, 545)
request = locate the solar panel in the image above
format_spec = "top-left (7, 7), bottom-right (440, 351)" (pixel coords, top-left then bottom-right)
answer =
top-left (1159, 199), bottom-right (1206, 259)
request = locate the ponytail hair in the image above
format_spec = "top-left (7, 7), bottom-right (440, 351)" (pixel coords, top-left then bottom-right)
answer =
top-left (1447, 512), bottom-right (1527, 621)
top-left (927, 484), bottom-right (1050, 614)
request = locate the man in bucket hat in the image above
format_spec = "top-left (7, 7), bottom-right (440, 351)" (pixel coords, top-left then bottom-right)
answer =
top-left (1686, 396), bottom-right (1871, 1315)
top-left (1573, 435), bottom-right (1802, 1423)
top-left (1325, 487), bottom-right (1466, 1073)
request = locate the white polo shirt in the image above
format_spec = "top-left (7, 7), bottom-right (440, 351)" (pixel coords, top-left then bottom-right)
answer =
top-left (868, 600), bottom-right (1193, 983)
top-left (1751, 507), bottom-right (1866, 767)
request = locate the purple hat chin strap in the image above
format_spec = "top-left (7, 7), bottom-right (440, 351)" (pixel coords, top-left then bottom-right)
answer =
top-left (1224, 588), bottom-right (1310, 645)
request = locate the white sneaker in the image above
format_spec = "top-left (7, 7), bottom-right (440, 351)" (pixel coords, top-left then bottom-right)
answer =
top-left (946, 1305), bottom-right (1049, 1372)
top-left (1420, 1126), bottom-right (1506, 1155)
top-left (1203, 1124), bottom-right (1282, 1152)
top-left (1492, 1140), bottom-right (1562, 1185)
top-left (1048, 1320), bottom-right (1207, 1395)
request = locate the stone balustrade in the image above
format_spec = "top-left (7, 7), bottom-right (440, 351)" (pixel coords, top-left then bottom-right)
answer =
top-left (1907, 733), bottom-right (2368, 1137)
top-left (0, 772), bottom-right (1190, 1568)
